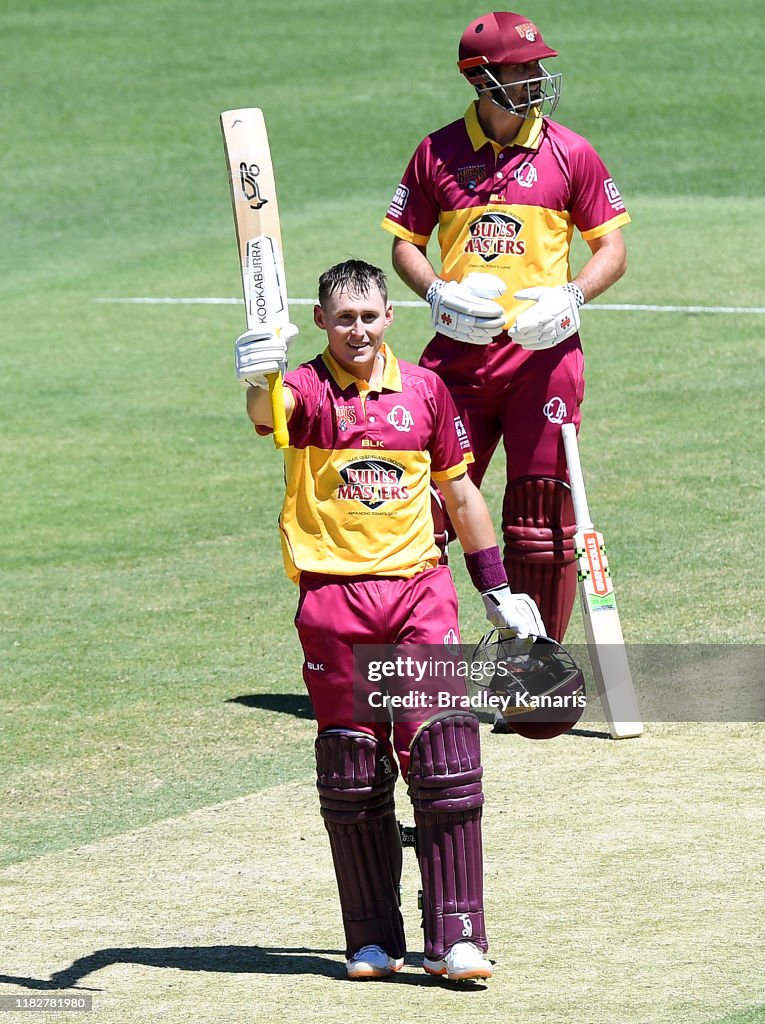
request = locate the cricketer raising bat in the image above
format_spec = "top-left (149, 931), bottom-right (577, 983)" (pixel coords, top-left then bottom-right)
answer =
top-left (561, 423), bottom-right (643, 739)
top-left (220, 107), bottom-right (290, 449)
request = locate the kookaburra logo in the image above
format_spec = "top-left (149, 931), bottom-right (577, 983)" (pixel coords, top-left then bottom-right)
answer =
top-left (337, 458), bottom-right (409, 510)
top-left (239, 161), bottom-right (268, 210)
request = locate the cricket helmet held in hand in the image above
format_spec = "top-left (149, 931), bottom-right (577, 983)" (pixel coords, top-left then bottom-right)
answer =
top-left (473, 630), bottom-right (586, 739)
top-left (458, 12), bottom-right (562, 117)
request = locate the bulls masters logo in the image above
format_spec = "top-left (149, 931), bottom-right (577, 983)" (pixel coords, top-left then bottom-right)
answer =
top-left (464, 212), bottom-right (526, 262)
top-left (337, 458), bottom-right (409, 510)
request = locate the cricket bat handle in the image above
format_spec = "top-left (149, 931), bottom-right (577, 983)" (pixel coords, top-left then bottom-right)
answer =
top-left (267, 371), bottom-right (289, 450)
top-left (561, 423), bottom-right (592, 531)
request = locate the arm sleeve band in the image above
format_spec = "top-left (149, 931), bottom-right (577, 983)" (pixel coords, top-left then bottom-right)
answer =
top-left (464, 545), bottom-right (508, 593)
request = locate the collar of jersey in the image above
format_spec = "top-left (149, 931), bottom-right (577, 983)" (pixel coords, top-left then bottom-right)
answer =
top-left (321, 343), bottom-right (403, 394)
top-left (464, 101), bottom-right (544, 153)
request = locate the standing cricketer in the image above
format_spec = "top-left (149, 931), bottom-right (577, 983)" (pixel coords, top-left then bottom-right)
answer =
top-left (235, 260), bottom-right (545, 982)
top-left (382, 10), bottom-right (630, 642)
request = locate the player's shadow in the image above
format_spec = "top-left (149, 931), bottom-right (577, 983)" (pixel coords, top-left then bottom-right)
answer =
top-left (0, 946), bottom-right (461, 989)
top-left (230, 697), bottom-right (612, 738)
top-left (227, 693), bottom-right (314, 719)
top-left (482, 712), bottom-right (612, 740)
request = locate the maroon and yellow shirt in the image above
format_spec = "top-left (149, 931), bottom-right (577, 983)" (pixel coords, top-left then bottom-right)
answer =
top-left (278, 345), bottom-right (472, 582)
top-left (381, 103), bottom-right (630, 327)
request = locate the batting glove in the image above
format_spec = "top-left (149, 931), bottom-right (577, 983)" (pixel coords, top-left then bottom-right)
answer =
top-left (481, 584), bottom-right (546, 639)
top-left (426, 273), bottom-right (507, 345)
top-left (234, 323), bottom-right (298, 388)
top-left (508, 283), bottom-right (584, 350)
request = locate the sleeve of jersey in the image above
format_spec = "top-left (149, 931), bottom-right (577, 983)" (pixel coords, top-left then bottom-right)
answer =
top-left (567, 138), bottom-right (631, 241)
top-left (380, 139), bottom-right (441, 246)
top-left (428, 376), bottom-right (475, 481)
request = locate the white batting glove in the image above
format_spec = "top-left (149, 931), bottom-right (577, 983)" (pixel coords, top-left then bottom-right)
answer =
top-left (234, 323), bottom-right (298, 388)
top-left (481, 584), bottom-right (546, 639)
top-left (426, 273), bottom-right (507, 344)
top-left (508, 283), bottom-right (584, 350)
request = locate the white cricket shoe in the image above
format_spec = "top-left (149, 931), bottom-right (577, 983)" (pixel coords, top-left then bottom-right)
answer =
top-left (423, 941), bottom-right (493, 981)
top-left (345, 944), bottom-right (404, 980)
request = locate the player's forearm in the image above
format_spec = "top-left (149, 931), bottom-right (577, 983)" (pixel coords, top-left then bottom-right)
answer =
top-left (573, 229), bottom-right (627, 302)
top-left (439, 475), bottom-right (499, 553)
top-left (391, 238), bottom-right (438, 300)
top-left (246, 384), bottom-right (295, 430)
top-left (246, 385), bottom-right (274, 428)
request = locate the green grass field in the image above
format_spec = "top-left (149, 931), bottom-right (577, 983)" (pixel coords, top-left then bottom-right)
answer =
top-left (1, 1), bottom-right (763, 1021)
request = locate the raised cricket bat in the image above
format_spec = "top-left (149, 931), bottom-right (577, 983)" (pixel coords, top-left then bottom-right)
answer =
top-left (220, 107), bottom-right (290, 449)
top-left (562, 423), bottom-right (643, 739)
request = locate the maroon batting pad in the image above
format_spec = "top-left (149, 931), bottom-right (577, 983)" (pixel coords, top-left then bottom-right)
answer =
top-left (315, 729), bottom-right (406, 959)
top-left (502, 476), bottom-right (578, 641)
top-left (407, 713), bottom-right (487, 959)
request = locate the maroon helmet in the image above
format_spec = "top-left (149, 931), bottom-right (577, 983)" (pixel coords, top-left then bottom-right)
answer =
top-left (474, 630), bottom-right (586, 739)
top-left (458, 12), bottom-right (562, 117)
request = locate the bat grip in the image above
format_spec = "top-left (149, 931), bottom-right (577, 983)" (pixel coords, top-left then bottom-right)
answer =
top-left (267, 372), bottom-right (289, 450)
top-left (561, 423), bottom-right (592, 530)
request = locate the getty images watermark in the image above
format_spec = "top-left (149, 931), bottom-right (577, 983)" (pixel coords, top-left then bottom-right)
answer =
top-left (352, 643), bottom-right (586, 724)
top-left (353, 642), bottom-right (765, 725)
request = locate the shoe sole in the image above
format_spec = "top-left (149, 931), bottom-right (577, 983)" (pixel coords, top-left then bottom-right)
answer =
top-left (347, 961), bottom-right (404, 981)
top-left (424, 964), bottom-right (493, 981)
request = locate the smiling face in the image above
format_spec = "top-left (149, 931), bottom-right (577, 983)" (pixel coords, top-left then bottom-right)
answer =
top-left (314, 282), bottom-right (393, 381)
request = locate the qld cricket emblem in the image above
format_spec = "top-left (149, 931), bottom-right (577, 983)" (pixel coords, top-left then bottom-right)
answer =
top-left (543, 397), bottom-right (567, 424)
top-left (387, 405), bottom-right (414, 432)
top-left (514, 161), bottom-right (538, 189)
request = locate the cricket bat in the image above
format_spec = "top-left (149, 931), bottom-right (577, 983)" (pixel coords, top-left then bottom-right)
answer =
top-left (561, 423), bottom-right (643, 739)
top-left (220, 107), bottom-right (290, 449)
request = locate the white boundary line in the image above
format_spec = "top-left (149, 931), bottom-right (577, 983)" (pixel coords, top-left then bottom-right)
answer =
top-left (93, 297), bottom-right (765, 314)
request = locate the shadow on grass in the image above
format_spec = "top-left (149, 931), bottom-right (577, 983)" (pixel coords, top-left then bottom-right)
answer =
top-left (227, 693), bottom-right (314, 720)
top-left (0, 947), bottom-right (484, 990)
top-left (567, 727), bottom-right (613, 740)
top-left (229, 696), bottom-right (614, 740)
top-left (482, 712), bottom-right (612, 741)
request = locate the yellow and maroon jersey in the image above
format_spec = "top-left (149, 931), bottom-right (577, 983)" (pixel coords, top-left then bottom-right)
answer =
top-left (381, 103), bottom-right (630, 327)
top-left (278, 345), bottom-right (473, 583)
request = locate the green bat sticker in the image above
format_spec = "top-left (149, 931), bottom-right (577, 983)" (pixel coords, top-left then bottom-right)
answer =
top-left (588, 593), bottom-right (617, 612)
